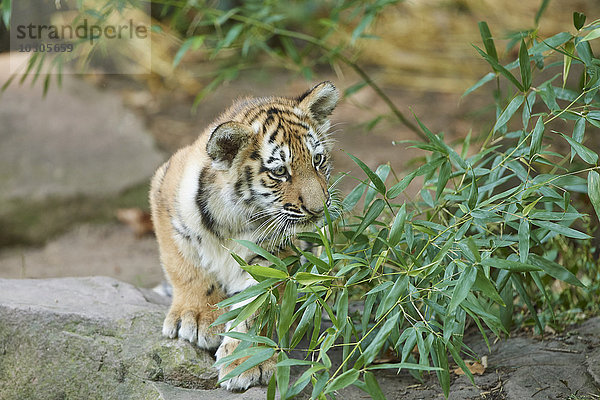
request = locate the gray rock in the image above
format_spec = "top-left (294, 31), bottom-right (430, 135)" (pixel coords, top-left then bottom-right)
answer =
top-left (152, 382), bottom-right (269, 400)
top-left (580, 317), bottom-right (600, 389)
top-left (0, 276), bottom-right (219, 399)
top-left (0, 52), bottom-right (164, 203)
top-left (587, 348), bottom-right (600, 389)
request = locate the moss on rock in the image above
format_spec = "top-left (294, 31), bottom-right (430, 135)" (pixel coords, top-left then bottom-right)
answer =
top-left (0, 277), bottom-right (217, 399)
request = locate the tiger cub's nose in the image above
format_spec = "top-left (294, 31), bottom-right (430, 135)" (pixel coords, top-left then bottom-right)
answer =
top-left (301, 190), bottom-right (329, 216)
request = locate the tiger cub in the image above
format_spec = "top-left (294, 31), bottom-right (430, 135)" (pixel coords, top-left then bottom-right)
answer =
top-left (149, 81), bottom-right (339, 390)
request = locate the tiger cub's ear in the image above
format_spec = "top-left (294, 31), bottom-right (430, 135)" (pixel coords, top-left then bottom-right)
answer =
top-left (206, 122), bottom-right (253, 169)
top-left (298, 81), bottom-right (339, 123)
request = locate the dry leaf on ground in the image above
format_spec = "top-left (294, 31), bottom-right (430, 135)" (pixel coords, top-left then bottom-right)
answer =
top-left (116, 208), bottom-right (154, 237)
top-left (453, 356), bottom-right (487, 376)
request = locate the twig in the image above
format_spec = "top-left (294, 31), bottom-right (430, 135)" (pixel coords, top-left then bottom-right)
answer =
top-left (334, 53), bottom-right (425, 140)
top-left (542, 347), bottom-right (581, 354)
top-left (531, 385), bottom-right (551, 397)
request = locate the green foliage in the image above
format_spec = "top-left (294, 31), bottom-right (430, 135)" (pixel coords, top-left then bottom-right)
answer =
top-left (218, 11), bottom-right (600, 399)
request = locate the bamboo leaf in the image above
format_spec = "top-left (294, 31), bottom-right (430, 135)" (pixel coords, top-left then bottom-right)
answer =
top-left (347, 153), bottom-right (386, 194)
top-left (528, 254), bottom-right (585, 287)
top-left (344, 81), bottom-right (368, 97)
top-left (466, 237), bottom-right (481, 263)
top-left (364, 164), bottom-right (390, 211)
top-left (361, 313), bottom-right (400, 365)
top-left (389, 157), bottom-right (446, 199)
top-left (343, 182), bottom-right (366, 212)
top-left (234, 239), bottom-right (286, 269)
top-left (573, 117), bottom-right (586, 145)
top-left (291, 302), bottom-right (316, 348)
top-left (534, 0), bottom-right (550, 25)
top-left (222, 23), bottom-right (243, 47)
top-left (388, 203), bottom-right (407, 246)
top-left (437, 160), bottom-right (451, 200)
top-left (220, 331), bottom-right (277, 347)
top-left (448, 342), bottom-right (474, 384)
top-left (588, 170), bottom-right (600, 221)
top-left (364, 371), bottom-right (385, 400)
top-left (1, 0), bottom-right (10, 28)
top-left (468, 169), bottom-right (478, 209)
top-left (325, 369), bottom-right (359, 393)
top-left (530, 220), bottom-right (591, 239)
top-left (302, 251), bottom-right (330, 274)
top-left (376, 276), bottom-right (408, 320)
top-left (576, 40), bottom-right (593, 67)
top-left (563, 41), bottom-right (575, 88)
top-left (229, 292), bottom-right (268, 329)
top-left (529, 117), bottom-right (545, 158)
top-left (278, 282), bottom-right (297, 345)
top-left (448, 266), bottom-right (477, 313)
top-left (522, 197), bottom-right (542, 216)
top-left (559, 133), bottom-right (598, 164)
top-left (388, 171), bottom-right (417, 199)
top-left (367, 363), bottom-right (442, 371)
top-left (277, 359), bottom-right (320, 367)
top-left (518, 219), bottom-right (530, 263)
top-left (295, 272), bottom-right (336, 286)
top-left (482, 258), bottom-right (542, 272)
top-left (493, 95), bottom-right (525, 133)
top-left (522, 91), bottom-right (536, 130)
top-left (352, 199), bottom-right (385, 240)
top-left (218, 348), bottom-right (275, 383)
top-left (218, 279), bottom-right (278, 308)
top-left (473, 269), bottom-right (505, 305)
top-left (241, 264), bottom-right (288, 280)
top-left (511, 274), bottom-right (542, 333)
top-left (276, 352), bottom-right (290, 399)
top-left (173, 36), bottom-right (204, 67)
top-left (432, 339), bottom-right (450, 397)
top-left (478, 21), bottom-right (498, 62)
top-left (413, 113), bottom-right (448, 153)
top-left (573, 12), bottom-right (586, 30)
top-left (519, 39), bottom-right (531, 90)
top-left (529, 32), bottom-right (572, 55)
top-left (351, 12), bottom-right (375, 43)
top-left (539, 83), bottom-right (559, 111)
top-left (581, 27), bottom-right (600, 42)
top-left (267, 373), bottom-right (276, 400)
top-left (473, 45), bottom-right (524, 91)
top-left (463, 72), bottom-right (495, 97)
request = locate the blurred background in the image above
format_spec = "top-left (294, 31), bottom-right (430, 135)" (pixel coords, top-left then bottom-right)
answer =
top-left (0, 0), bottom-right (597, 288)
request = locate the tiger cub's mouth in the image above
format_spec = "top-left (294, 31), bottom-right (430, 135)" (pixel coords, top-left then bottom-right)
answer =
top-left (281, 196), bottom-right (331, 225)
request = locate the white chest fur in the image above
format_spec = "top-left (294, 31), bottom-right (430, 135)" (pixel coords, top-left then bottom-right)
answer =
top-left (174, 159), bottom-right (258, 295)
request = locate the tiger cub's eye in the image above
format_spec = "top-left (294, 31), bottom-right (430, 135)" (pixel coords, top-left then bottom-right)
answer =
top-left (272, 166), bottom-right (287, 177)
top-left (313, 153), bottom-right (324, 167)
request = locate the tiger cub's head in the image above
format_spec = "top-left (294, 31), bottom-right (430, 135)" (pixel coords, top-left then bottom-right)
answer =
top-left (206, 81), bottom-right (340, 242)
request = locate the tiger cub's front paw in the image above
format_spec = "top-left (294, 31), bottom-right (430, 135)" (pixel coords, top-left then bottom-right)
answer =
top-left (219, 363), bottom-right (275, 391)
top-left (162, 306), bottom-right (223, 350)
top-left (216, 337), bottom-right (277, 391)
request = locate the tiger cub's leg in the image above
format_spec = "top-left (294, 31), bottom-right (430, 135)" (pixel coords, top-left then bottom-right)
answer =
top-left (215, 258), bottom-right (291, 390)
top-left (161, 249), bottom-right (227, 350)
